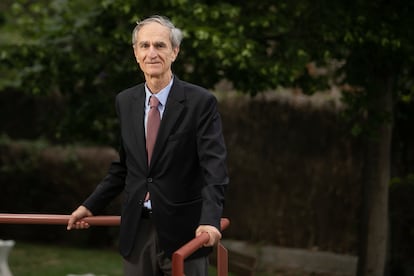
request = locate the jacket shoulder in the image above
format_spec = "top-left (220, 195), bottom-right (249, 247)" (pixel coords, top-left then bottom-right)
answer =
top-left (116, 83), bottom-right (144, 100)
top-left (175, 79), bottom-right (215, 102)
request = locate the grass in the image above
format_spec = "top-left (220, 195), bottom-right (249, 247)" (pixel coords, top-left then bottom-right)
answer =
top-left (8, 241), bottom-right (123, 276)
top-left (6, 242), bottom-right (296, 275)
top-left (7, 241), bottom-right (223, 276)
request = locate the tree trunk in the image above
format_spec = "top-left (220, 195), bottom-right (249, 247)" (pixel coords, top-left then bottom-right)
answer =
top-left (357, 79), bottom-right (393, 276)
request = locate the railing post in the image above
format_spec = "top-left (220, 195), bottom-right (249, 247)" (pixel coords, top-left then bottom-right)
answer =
top-left (217, 242), bottom-right (228, 276)
top-left (0, 240), bottom-right (15, 276)
top-left (171, 251), bottom-right (185, 276)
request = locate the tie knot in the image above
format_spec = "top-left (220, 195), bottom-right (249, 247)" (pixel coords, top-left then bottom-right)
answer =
top-left (149, 96), bottom-right (160, 108)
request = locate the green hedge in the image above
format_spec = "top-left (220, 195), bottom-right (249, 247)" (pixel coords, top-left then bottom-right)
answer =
top-left (0, 137), bottom-right (120, 247)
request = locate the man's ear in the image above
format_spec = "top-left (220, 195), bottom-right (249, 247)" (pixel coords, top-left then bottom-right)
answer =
top-left (172, 47), bottom-right (180, 62)
top-left (133, 46), bottom-right (140, 63)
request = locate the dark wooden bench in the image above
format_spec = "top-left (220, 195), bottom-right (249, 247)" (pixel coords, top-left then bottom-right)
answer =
top-left (210, 246), bottom-right (257, 276)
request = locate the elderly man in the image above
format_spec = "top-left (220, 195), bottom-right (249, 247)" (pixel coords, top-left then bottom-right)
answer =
top-left (67, 15), bottom-right (229, 276)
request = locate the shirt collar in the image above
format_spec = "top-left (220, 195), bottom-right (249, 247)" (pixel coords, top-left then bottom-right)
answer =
top-left (145, 77), bottom-right (174, 107)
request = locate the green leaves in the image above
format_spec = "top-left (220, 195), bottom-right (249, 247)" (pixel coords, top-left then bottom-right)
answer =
top-left (1, 0), bottom-right (414, 142)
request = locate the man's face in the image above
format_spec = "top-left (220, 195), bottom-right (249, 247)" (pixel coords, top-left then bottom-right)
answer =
top-left (133, 22), bottom-right (179, 79)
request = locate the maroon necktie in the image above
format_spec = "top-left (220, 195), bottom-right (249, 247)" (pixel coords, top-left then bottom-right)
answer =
top-left (146, 95), bottom-right (160, 165)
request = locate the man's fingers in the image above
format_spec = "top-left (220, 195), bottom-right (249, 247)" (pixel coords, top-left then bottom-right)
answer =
top-left (67, 218), bottom-right (90, 230)
top-left (195, 225), bottom-right (222, 247)
top-left (67, 206), bottom-right (93, 230)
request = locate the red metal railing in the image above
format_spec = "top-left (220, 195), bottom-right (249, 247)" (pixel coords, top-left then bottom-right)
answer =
top-left (0, 213), bottom-right (230, 276)
top-left (0, 213), bottom-right (120, 226)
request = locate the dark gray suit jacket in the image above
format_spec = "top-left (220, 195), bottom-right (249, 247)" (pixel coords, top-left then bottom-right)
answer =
top-left (83, 76), bottom-right (229, 259)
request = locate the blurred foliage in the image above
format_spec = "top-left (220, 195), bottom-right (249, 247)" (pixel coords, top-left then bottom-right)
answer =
top-left (0, 0), bottom-right (413, 143)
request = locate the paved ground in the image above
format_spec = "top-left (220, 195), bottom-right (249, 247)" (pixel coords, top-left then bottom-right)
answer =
top-left (222, 240), bottom-right (357, 276)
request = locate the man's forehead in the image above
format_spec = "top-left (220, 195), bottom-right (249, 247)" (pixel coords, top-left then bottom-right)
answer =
top-left (138, 23), bottom-right (170, 38)
top-left (137, 36), bottom-right (171, 49)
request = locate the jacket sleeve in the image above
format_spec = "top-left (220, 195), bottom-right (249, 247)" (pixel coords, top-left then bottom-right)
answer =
top-left (196, 94), bottom-right (229, 230)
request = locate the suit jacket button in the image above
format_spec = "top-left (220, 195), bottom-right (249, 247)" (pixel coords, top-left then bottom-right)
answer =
top-left (147, 178), bottom-right (153, 183)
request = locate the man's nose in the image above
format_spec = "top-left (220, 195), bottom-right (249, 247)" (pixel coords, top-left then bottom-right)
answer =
top-left (148, 46), bottom-right (158, 57)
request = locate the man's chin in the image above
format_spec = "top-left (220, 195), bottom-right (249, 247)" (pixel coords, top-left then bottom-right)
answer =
top-left (144, 70), bottom-right (167, 79)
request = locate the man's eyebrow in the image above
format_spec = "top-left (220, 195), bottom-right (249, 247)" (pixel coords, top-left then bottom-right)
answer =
top-left (138, 40), bottom-right (167, 46)
top-left (154, 41), bottom-right (167, 46)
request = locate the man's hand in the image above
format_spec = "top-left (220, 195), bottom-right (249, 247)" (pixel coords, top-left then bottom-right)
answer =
top-left (67, 205), bottom-right (93, 230)
top-left (195, 225), bottom-right (222, 247)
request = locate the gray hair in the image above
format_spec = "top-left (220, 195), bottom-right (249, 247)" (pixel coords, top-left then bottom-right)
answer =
top-left (132, 15), bottom-right (183, 49)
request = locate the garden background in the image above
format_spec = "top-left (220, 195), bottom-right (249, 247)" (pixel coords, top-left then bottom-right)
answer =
top-left (1, 1), bottom-right (413, 275)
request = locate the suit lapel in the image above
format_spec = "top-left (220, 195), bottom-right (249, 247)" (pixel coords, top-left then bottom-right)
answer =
top-left (131, 85), bottom-right (148, 169)
top-left (150, 78), bottom-right (185, 168)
